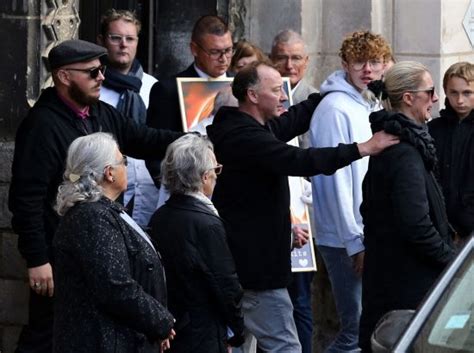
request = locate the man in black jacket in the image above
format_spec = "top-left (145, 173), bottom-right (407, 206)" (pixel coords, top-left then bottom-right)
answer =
top-left (9, 39), bottom-right (181, 353)
top-left (428, 61), bottom-right (474, 245)
top-left (206, 62), bottom-right (399, 353)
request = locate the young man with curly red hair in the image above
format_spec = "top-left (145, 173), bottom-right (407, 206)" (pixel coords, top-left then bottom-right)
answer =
top-left (309, 30), bottom-right (392, 353)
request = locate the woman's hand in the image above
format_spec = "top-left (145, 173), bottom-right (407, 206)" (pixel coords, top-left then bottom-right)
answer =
top-left (160, 329), bottom-right (176, 352)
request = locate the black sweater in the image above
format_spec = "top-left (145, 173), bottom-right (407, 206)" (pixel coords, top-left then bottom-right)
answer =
top-left (207, 95), bottom-right (362, 290)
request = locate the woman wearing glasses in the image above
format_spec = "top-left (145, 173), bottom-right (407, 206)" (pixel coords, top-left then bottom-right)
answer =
top-left (358, 62), bottom-right (455, 352)
top-left (53, 133), bottom-right (175, 353)
top-left (149, 134), bottom-right (244, 353)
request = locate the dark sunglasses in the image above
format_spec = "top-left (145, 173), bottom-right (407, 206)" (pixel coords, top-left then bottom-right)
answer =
top-left (64, 65), bottom-right (107, 79)
top-left (408, 86), bottom-right (435, 98)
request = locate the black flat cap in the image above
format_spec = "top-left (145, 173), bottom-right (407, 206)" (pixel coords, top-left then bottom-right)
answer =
top-left (48, 39), bottom-right (107, 70)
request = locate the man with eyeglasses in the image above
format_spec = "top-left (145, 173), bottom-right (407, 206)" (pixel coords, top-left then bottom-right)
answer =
top-left (270, 29), bottom-right (318, 353)
top-left (428, 62), bottom-right (474, 248)
top-left (9, 39), bottom-right (182, 353)
top-left (97, 9), bottom-right (160, 231)
top-left (146, 15), bottom-right (233, 183)
top-left (308, 30), bottom-right (392, 353)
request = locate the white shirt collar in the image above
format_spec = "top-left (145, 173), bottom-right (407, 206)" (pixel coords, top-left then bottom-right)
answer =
top-left (194, 63), bottom-right (228, 79)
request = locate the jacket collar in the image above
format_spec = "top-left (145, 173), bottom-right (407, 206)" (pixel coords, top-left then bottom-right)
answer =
top-left (165, 194), bottom-right (222, 219)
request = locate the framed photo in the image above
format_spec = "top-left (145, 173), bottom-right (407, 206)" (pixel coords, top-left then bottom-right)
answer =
top-left (177, 76), bottom-right (317, 272)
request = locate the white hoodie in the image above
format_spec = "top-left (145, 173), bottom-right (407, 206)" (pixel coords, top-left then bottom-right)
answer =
top-left (309, 70), bottom-right (378, 256)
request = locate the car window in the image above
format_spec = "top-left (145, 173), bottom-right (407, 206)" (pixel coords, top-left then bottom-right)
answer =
top-left (412, 252), bottom-right (473, 353)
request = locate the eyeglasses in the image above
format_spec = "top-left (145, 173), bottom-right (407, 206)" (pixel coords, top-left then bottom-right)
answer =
top-left (106, 34), bottom-right (138, 45)
top-left (194, 42), bottom-right (234, 59)
top-left (350, 60), bottom-right (384, 71)
top-left (209, 164), bottom-right (223, 175)
top-left (407, 87), bottom-right (435, 98)
top-left (111, 155), bottom-right (128, 167)
top-left (273, 55), bottom-right (305, 66)
top-left (64, 65), bottom-right (107, 79)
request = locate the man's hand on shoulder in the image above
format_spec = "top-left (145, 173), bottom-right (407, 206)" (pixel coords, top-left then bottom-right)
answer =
top-left (357, 130), bottom-right (399, 157)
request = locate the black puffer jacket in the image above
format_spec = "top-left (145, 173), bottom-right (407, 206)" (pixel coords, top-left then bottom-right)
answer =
top-left (359, 110), bottom-right (455, 352)
top-left (53, 197), bottom-right (174, 353)
top-left (428, 100), bottom-right (474, 238)
top-left (150, 194), bottom-right (244, 353)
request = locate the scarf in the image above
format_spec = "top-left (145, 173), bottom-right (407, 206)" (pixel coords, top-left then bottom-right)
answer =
top-left (186, 191), bottom-right (220, 216)
top-left (369, 110), bottom-right (438, 171)
top-left (103, 59), bottom-right (147, 125)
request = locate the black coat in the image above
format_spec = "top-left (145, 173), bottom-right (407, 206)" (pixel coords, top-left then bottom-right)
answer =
top-left (207, 101), bottom-right (362, 290)
top-left (8, 87), bottom-right (182, 267)
top-left (53, 197), bottom-right (174, 353)
top-left (359, 110), bottom-right (455, 351)
top-left (149, 194), bottom-right (244, 353)
top-left (428, 101), bottom-right (474, 238)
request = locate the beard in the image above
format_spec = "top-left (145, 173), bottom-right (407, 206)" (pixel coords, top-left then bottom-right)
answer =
top-left (68, 81), bottom-right (100, 107)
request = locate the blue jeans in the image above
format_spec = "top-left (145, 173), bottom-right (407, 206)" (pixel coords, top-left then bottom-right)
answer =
top-left (233, 288), bottom-right (302, 353)
top-left (288, 272), bottom-right (314, 353)
top-left (318, 246), bottom-right (361, 353)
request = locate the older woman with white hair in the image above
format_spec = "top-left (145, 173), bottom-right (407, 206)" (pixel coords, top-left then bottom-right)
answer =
top-left (149, 134), bottom-right (244, 353)
top-left (53, 132), bottom-right (175, 353)
top-left (359, 62), bottom-right (455, 352)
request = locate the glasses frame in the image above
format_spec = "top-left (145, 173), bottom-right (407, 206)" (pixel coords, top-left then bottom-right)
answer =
top-left (349, 59), bottom-right (384, 72)
top-left (106, 33), bottom-right (139, 45)
top-left (64, 65), bottom-right (107, 79)
top-left (194, 41), bottom-right (234, 60)
top-left (273, 54), bottom-right (306, 66)
top-left (407, 87), bottom-right (435, 98)
top-left (210, 163), bottom-right (223, 175)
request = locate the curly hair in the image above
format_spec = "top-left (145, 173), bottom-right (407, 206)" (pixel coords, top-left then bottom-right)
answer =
top-left (339, 30), bottom-right (392, 63)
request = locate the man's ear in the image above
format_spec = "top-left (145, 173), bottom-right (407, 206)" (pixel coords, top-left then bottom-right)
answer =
top-left (341, 60), bottom-right (349, 73)
top-left (190, 42), bottom-right (198, 57)
top-left (56, 69), bottom-right (71, 86)
top-left (247, 88), bottom-right (258, 104)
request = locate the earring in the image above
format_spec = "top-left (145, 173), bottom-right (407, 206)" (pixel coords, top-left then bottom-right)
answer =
top-left (111, 177), bottom-right (115, 183)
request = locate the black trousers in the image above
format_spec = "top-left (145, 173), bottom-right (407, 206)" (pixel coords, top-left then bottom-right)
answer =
top-left (15, 289), bottom-right (53, 353)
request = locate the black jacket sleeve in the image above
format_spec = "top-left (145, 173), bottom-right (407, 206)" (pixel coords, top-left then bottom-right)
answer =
top-left (269, 92), bottom-right (322, 142)
top-left (9, 112), bottom-right (63, 267)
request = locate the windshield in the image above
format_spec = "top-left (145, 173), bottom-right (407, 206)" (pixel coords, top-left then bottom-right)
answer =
top-left (412, 252), bottom-right (473, 352)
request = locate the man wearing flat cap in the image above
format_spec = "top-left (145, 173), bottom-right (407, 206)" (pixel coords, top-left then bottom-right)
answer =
top-left (9, 39), bottom-right (182, 353)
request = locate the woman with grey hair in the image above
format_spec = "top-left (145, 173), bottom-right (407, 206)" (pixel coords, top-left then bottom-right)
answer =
top-left (359, 62), bottom-right (455, 352)
top-left (53, 132), bottom-right (175, 353)
top-left (149, 134), bottom-right (244, 353)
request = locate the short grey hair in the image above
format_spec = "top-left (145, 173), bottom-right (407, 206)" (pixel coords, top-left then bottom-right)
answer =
top-left (271, 29), bottom-right (306, 53)
top-left (161, 134), bottom-right (215, 194)
top-left (56, 132), bottom-right (119, 216)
